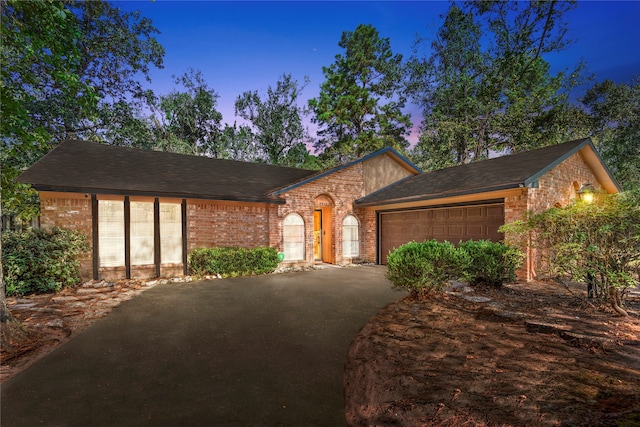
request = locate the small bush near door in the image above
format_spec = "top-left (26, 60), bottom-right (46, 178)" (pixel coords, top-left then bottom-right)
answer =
top-left (188, 246), bottom-right (279, 277)
top-left (2, 227), bottom-right (89, 296)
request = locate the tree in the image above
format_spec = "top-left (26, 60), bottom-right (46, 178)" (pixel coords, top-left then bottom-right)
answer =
top-left (309, 24), bottom-right (411, 163)
top-left (1, 0), bottom-right (95, 220)
top-left (36, 0), bottom-right (164, 142)
top-left (95, 99), bottom-right (156, 150)
top-left (501, 191), bottom-right (640, 317)
top-left (235, 74), bottom-right (312, 167)
top-left (408, 1), bottom-right (582, 170)
top-left (406, 5), bottom-right (492, 169)
top-left (581, 78), bottom-right (640, 191)
top-left (1, 0), bottom-right (164, 220)
top-left (0, 0), bottom-right (97, 349)
top-left (147, 69), bottom-right (225, 157)
top-left (0, 173), bottom-right (26, 347)
top-left (218, 123), bottom-right (261, 163)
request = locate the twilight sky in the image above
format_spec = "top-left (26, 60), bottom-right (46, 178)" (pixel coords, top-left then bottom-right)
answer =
top-left (116, 1), bottom-right (640, 142)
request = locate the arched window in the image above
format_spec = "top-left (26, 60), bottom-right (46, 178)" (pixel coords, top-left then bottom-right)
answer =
top-left (342, 215), bottom-right (360, 258)
top-left (283, 213), bottom-right (305, 260)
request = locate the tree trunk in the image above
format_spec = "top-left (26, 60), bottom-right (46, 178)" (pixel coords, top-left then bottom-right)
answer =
top-left (609, 287), bottom-right (628, 317)
top-left (0, 282), bottom-right (13, 323)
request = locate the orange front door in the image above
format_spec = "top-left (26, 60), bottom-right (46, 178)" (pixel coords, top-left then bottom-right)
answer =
top-left (320, 207), bottom-right (332, 263)
top-left (313, 210), bottom-right (322, 261)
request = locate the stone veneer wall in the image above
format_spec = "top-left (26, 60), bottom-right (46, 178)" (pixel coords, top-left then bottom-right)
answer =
top-left (504, 151), bottom-right (603, 281)
top-left (186, 199), bottom-right (270, 252)
top-left (275, 162), bottom-right (376, 266)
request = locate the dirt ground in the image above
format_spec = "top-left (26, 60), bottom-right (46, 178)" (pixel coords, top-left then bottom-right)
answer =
top-left (345, 280), bottom-right (640, 426)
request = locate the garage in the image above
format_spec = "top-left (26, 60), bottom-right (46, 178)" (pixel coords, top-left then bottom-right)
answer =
top-left (379, 202), bottom-right (505, 264)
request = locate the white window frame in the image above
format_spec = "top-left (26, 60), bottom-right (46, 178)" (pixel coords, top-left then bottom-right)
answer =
top-left (98, 200), bottom-right (125, 267)
top-left (342, 215), bottom-right (360, 258)
top-left (283, 213), bottom-right (305, 261)
top-left (160, 203), bottom-right (183, 264)
top-left (130, 201), bottom-right (155, 266)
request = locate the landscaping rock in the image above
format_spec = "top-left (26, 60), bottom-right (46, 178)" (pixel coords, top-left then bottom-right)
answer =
top-left (45, 319), bottom-right (64, 328)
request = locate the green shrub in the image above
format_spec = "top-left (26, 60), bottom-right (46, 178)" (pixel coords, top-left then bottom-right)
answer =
top-left (501, 190), bottom-right (640, 316)
top-left (2, 227), bottom-right (89, 296)
top-left (458, 240), bottom-right (523, 288)
top-left (188, 246), bottom-right (279, 277)
top-left (386, 240), bottom-right (470, 295)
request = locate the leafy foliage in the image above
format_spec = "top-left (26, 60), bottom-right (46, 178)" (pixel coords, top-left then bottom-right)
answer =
top-left (501, 191), bottom-right (640, 315)
top-left (217, 122), bottom-right (262, 162)
top-left (2, 227), bottom-right (89, 296)
top-left (146, 69), bottom-right (224, 157)
top-left (188, 247), bottom-right (280, 277)
top-left (458, 240), bottom-right (523, 288)
top-left (581, 78), bottom-right (640, 191)
top-left (309, 24), bottom-right (411, 163)
top-left (53, 0), bottom-right (164, 141)
top-left (236, 74), bottom-right (312, 167)
top-left (1, 0), bottom-right (164, 220)
top-left (386, 240), bottom-right (470, 296)
top-left (386, 239), bottom-right (522, 295)
top-left (1, 0), bottom-right (98, 220)
top-left (407, 2), bottom-right (583, 170)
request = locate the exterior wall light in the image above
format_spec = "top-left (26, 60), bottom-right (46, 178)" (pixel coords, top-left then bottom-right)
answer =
top-left (577, 183), bottom-right (596, 204)
top-left (577, 183), bottom-right (597, 297)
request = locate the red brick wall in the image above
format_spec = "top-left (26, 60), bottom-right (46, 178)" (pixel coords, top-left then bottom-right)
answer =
top-left (359, 208), bottom-right (377, 262)
top-left (36, 151), bottom-right (607, 281)
top-left (504, 152), bottom-right (604, 281)
top-left (274, 162), bottom-right (376, 265)
top-left (40, 192), bottom-right (93, 281)
top-left (529, 152), bottom-right (602, 212)
top-left (186, 199), bottom-right (270, 251)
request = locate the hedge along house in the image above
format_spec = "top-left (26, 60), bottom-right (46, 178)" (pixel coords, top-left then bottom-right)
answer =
top-left (18, 138), bottom-right (618, 283)
top-left (354, 138), bottom-right (620, 280)
top-left (17, 140), bottom-right (420, 281)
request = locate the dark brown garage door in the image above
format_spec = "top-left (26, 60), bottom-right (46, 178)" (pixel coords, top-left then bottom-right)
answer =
top-left (379, 202), bottom-right (505, 264)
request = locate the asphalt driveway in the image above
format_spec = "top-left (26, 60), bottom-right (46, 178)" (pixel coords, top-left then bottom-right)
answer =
top-left (1, 266), bottom-right (402, 426)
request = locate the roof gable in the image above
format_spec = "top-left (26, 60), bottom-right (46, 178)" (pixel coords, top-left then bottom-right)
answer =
top-left (18, 140), bottom-right (317, 203)
top-left (270, 147), bottom-right (421, 196)
top-left (356, 138), bottom-right (620, 207)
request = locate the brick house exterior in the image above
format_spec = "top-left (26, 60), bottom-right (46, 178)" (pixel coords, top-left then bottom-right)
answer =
top-left (503, 149), bottom-right (610, 280)
top-left (20, 138), bottom-right (619, 283)
top-left (354, 139), bottom-right (619, 281)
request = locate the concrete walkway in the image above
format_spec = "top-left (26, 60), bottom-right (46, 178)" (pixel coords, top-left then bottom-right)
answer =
top-left (1, 266), bottom-right (402, 426)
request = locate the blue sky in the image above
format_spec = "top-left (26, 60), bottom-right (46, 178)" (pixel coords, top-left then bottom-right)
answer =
top-left (116, 1), bottom-right (640, 141)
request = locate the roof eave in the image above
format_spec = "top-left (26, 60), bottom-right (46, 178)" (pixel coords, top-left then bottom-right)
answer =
top-left (32, 185), bottom-right (286, 204)
top-left (579, 141), bottom-right (621, 192)
top-left (355, 182), bottom-right (523, 207)
top-left (522, 138), bottom-right (621, 192)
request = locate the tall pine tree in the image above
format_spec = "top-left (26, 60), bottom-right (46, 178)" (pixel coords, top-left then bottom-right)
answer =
top-left (309, 24), bottom-right (411, 163)
top-left (408, 1), bottom-right (583, 170)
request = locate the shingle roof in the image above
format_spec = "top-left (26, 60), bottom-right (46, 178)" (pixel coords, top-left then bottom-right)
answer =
top-left (356, 138), bottom-right (599, 206)
top-left (17, 140), bottom-right (318, 203)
